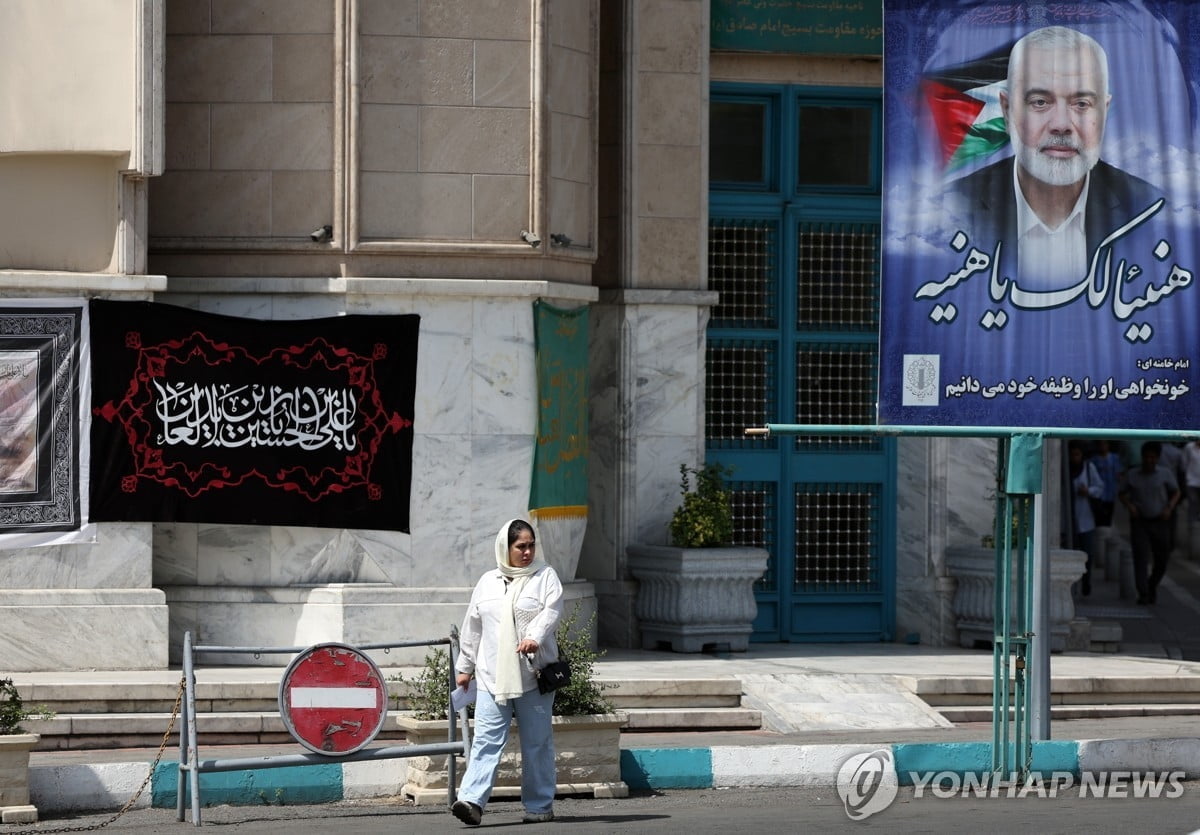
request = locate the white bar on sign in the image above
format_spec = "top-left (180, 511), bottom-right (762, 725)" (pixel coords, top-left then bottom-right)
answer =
top-left (290, 687), bottom-right (378, 709)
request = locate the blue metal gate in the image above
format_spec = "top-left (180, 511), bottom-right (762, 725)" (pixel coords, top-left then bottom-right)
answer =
top-left (706, 84), bottom-right (895, 642)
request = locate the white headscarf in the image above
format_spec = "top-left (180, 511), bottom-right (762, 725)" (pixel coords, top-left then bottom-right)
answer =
top-left (493, 517), bottom-right (541, 704)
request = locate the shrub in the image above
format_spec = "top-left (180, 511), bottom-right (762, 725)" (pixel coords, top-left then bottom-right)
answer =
top-left (669, 463), bottom-right (733, 548)
top-left (0, 678), bottom-right (53, 735)
top-left (396, 602), bottom-right (615, 719)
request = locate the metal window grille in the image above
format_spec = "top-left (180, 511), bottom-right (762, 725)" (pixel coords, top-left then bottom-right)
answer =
top-left (731, 481), bottom-right (776, 592)
top-left (794, 343), bottom-right (878, 449)
top-left (795, 221), bottom-right (880, 331)
top-left (709, 219), bottom-right (777, 328)
top-left (706, 340), bottom-right (777, 447)
top-left (793, 483), bottom-right (880, 592)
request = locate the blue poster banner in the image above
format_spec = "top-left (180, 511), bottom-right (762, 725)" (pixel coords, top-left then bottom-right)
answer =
top-left (880, 1), bottom-right (1200, 429)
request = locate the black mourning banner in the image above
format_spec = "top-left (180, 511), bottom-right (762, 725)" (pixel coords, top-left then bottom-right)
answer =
top-left (89, 300), bottom-right (419, 532)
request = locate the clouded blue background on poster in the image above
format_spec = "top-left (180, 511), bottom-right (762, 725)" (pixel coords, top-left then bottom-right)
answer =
top-left (880, 0), bottom-right (1200, 429)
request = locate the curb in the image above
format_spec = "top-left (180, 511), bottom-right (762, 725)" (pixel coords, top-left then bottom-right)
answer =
top-left (28, 738), bottom-right (1199, 814)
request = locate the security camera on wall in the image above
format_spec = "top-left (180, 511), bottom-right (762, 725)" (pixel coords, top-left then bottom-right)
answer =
top-left (310, 225), bottom-right (333, 242)
top-left (520, 230), bottom-right (541, 247)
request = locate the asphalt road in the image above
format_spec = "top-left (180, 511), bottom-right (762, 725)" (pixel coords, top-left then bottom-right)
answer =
top-left (20, 786), bottom-right (1200, 834)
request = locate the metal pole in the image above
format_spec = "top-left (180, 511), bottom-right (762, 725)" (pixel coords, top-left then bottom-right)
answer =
top-left (177, 631), bottom-right (190, 823)
top-left (185, 633), bottom-right (202, 827)
top-left (1031, 491), bottom-right (1051, 740)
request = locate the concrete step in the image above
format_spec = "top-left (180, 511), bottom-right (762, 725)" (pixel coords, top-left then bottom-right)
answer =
top-left (935, 703), bottom-right (1200, 723)
top-left (23, 705), bottom-right (761, 750)
top-left (907, 675), bottom-right (1200, 707)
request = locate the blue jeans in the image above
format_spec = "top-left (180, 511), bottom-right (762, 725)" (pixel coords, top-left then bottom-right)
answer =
top-left (458, 685), bottom-right (556, 815)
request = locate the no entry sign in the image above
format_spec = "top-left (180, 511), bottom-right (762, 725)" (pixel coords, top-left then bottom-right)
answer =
top-left (278, 643), bottom-right (388, 756)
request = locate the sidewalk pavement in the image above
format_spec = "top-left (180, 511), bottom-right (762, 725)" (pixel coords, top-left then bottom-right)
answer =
top-left (24, 644), bottom-right (1200, 816)
top-left (22, 549), bottom-right (1200, 818)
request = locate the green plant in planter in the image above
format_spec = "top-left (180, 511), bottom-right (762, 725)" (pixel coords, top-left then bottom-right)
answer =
top-left (394, 647), bottom-right (456, 721)
top-left (397, 603), bottom-right (614, 719)
top-left (669, 462), bottom-right (733, 548)
top-left (0, 678), bottom-right (53, 735)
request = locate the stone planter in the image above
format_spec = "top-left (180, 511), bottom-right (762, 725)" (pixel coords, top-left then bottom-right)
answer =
top-left (0, 733), bottom-right (39, 824)
top-left (399, 713), bottom-right (628, 805)
top-left (626, 544), bottom-right (768, 652)
top-left (945, 546), bottom-right (1086, 651)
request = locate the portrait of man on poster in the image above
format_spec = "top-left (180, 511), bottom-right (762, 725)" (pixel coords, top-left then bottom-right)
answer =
top-left (947, 25), bottom-right (1162, 292)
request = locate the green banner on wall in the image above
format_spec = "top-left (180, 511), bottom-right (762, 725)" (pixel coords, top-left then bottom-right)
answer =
top-left (529, 301), bottom-right (588, 520)
top-left (711, 0), bottom-right (883, 55)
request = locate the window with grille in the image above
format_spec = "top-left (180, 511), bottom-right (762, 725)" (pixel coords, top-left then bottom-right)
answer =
top-left (795, 343), bottom-right (879, 450)
top-left (793, 483), bottom-right (880, 592)
top-left (795, 221), bottom-right (879, 331)
top-left (709, 219), bottom-right (777, 328)
top-left (730, 481), bottom-right (776, 592)
top-left (706, 340), bottom-right (776, 446)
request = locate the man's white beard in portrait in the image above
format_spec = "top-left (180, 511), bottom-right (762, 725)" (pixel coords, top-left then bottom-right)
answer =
top-left (1010, 125), bottom-right (1101, 187)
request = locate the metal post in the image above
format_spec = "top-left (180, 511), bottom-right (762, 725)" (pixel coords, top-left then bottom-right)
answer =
top-left (184, 632), bottom-right (202, 826)
top-left (176, 631), bottom-right (190, 823)
top-left (1031, 491), bottom-right (1051, 740)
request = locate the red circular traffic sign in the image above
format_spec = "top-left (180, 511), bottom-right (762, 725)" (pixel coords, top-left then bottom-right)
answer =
top-left (278, 643), bottom-right (388, 756)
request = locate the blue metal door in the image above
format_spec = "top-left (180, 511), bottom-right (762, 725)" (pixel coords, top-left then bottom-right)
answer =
top-left (706, 85), bottom-right (895, 642)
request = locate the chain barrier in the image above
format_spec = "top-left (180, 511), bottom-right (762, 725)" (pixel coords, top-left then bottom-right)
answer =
top-left (7, 677), bottom-right (185, 835)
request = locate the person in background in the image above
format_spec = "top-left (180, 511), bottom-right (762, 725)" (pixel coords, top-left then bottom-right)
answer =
top-left (1088, 438), bottom-right (1122, 527)
top-left (1069, 441), bottom-right (1103, 596)
top-left (1184, 437), bottom-right (1200, 527)
top-left (451, 518), bottom-right (563, 826)
top-left (1120, 442), bottom-right (1180, 605)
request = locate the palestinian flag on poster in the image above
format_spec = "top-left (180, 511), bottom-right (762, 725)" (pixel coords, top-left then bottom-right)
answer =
top-left (920, 46), bottom-right (1012, 172)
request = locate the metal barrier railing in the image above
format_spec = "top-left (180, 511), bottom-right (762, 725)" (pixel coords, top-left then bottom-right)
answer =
top-left (176, 628), bottom-right (470, 826)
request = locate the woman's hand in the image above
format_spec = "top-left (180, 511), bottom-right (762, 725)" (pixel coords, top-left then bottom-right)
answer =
top-left (516, 638), bottom-right (539, 654)
top-left (456, 673), bottom-right (472, 688)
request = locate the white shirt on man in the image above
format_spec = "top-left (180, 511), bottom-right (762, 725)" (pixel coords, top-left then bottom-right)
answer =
top-left (1013, 164), bottom-right (1090, 291)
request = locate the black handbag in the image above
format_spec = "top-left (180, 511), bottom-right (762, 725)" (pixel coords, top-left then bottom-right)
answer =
top-left (531, 657), bottom-right (571, 694)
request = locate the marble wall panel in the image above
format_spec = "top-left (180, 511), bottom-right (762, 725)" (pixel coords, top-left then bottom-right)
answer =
top-left (166, 0), bottom-right (209, 35)
top-left (273, 35), bottom-right (334, 102)
top-left (633, 434), bottom-right (696, 546)
top-left (469, 433), bottom-right (536, 570)
top-left (166, 36), bottom-right (272, 103)
top-left (637, 73), bottom-right (702, 146)
top-left (945, 437), bottom-right (997, 545)
top-left (153, 523), bottom-right (199, 585)
top-left (634, 306), bottom-right (700, 437)
top-left (195, 523), bottom-right (273, 586)
top-left (638, 145), bottom-right (701, 217)
top-left (474, 175), bottom-right (530, 241)
top-left (0, 523), bottom-right (152, 589)
top-left (349, 527), bottom-right (414, 586)
top-left (359, 104), bottom-right (420, 172)
top-left (211, 0), bottom-right (334, 34)
top-left (550, 0), bottom-right (592, 53)
top-left (420, 0), bottom-right (530, 41)
top-left (409, 434), bottom-right (472, 584)
top-left (164, 104), bottom-right (210, 170)
top-left (550, 113), bottom-right (591, 183)
top-left (471, 300), bottom-right (537, 436)
top-left (359, 0), bottom-right (419, 36)
top-left (149, 171), bottom-right (271, 237)
top-left (358, 37), bottom-right (473, 106)
top-left (637, 0), bottom-right (703, 73)
top-left (549, 177), bottom-right (590, 244)
top-left (359, 172), bottom-right (473, 239)
top-left (271, 171), bottom-right (334, 237)
top-left (475, 41), bottom-right (530, 108)
top-left (548, 45), bottom-right (591, 120)
top-left (636, 217), bottom-right (702, 288)
top-left (211, 103), bottom-right (334, 170)
top-left (0, 590), bottom-right (168, 671)
top-left (419, 107), bottom-right (529, 175)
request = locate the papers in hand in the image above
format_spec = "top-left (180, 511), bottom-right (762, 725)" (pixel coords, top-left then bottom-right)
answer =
top-left (451, 678), bottom-right (477, 712)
